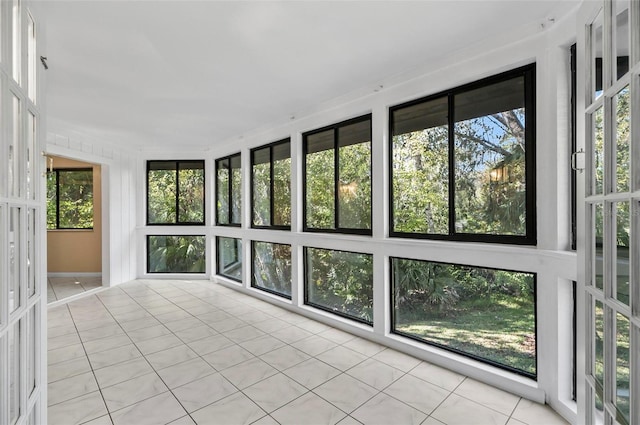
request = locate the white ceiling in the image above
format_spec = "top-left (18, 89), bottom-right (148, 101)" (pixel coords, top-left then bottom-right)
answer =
top-left (38, 1), bottom-right (578, 151)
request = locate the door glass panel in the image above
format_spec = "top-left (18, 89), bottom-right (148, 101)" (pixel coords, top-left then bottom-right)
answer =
top-left (9, 320), bottom-right (21, 425)
top-left (614, 202), bottom-right (629, 305)
top-left (10, 95), bottom-right (22, 198)
top-left (614, 0), bottom-right (630, 80)
top-left (593, 106), bottom-right (604, 194)
top-left (615, 313), bottom-right (630, 424)
top-left (594, 300), bottom-right (604, 412)
top-left (27, 208), bottom-right (36, 298)
top-left (12, 0), bottom-right (21, 84)
top-left (27, 13), bottom-right (36, 102)
top-left (26, 113), bottom-right (36, 200)
top-left (9, 207), bottom-right (22, 313)
top-left (614, 87), bottom-right (630, 193)
top-left (27, 306), bottom-right (37, 397)
top-left (594, 203), bottom-right (604, 290)
top-left (592, 10), bottom-right (604, 99)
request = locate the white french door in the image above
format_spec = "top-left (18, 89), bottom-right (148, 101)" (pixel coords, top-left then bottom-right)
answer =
top-left (579, 0), bottom-right (639, 424)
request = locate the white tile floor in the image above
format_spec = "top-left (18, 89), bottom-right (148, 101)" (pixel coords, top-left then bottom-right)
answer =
top-left (48, 276), bottom-right (103, 303)
top-left (47, 280), bottom-right (569, 425)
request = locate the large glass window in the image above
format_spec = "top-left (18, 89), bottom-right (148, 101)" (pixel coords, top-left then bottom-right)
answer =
top-left (252, 241), bottom-right (291, 299)
top-left (147, 160), bottom-right (205, 225)
top-left (304, 116), bottom-right (372, 234)
top-left (217, 236), bottom-right (242, 281)
top-left (216, 154), bottom-right (242, 226)
top-left (391, 257), bottom-right (536, 377)
top-left (46, 169), bottom-right (94, 230)
top-left (390, 65), bottom-right (535, 244)
top-left (251, 139), bottom-right (291, 228)
top-left (304, 247), bottom-right (373, 324)
top-left (147, 235), bottom-right (206, 273)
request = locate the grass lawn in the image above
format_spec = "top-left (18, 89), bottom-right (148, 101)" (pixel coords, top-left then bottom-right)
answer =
top-left (396, 295), bottom-right (536, 374)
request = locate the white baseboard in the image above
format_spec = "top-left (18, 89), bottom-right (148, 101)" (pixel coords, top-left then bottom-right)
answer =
top-left (47, 272), bottom-right (102, 278)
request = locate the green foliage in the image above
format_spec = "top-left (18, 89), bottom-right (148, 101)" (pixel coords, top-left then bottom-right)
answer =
top-left (253, 242), bottom-right (291, 296)
top-left (148, 235), bottom-right (205, 273)
top-left (393, 257), bottom-right (535, 374)
top-left (307, 248), bottom-right (373, 322)
top-left (47, 169), bottom-right (93, 229)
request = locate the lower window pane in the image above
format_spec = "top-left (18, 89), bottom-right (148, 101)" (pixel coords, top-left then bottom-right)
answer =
top-left (252, 241), bottom-right (291, 298)
top-left (147, 235), bottom-right (205, 273)
top-left (9, 321), bottom-right (21, 425)
top-left (392, 257), bottom-right (536, 376)
top-left (616, 313), bottom-right (630, 424)
top-left (305, 247), bottom-right (373, 324)
top-left (217, 237), bottom-right (242, 281)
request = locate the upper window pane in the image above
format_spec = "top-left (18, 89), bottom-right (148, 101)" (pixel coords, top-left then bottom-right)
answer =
top-left (251, 140), bottom-right (291, 228)
top-left (390, 65), bottom-right (535, 244)
top-left (304, 116), bottom-right (372, 234)
top-left (147, 160), bottom-right (205, 225)
top-left (47, 169), bottom-right (94, 229)
top-left (216, 154), bottom-right (241, 226)
top-left (454, 76), bottom-right (526, 236)
top-left (392, 96), bottom-right (449, 234)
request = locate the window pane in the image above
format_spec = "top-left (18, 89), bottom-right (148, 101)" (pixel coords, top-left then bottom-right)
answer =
top-left (27, 13), bottom-right (36, 102)
top-left (392, 257), bottom-right (536, 375)
top-left (305, 247), bottom-right (373, 324)
top-left (10, 95), bottom-right (21, 198)
top-left (217, 237), bottom-right (242, 281)
top-left (392, 97), bottom-right (449, 234)
top-left (178, 162), bottom-right (204, 223)
top-left (252, 241), bottom-right (291, 298)
top-left (592, 10), bottom-right (603, 98)
top-left (594, 203), bottom-right (604, 291)
top-left (230, 155), bottom-right (242, 224)
top-left (615, 202), bottom-right (629, 304)
top-left (616, 313), bottom-right (630, 423)
top-left (9, 207), bottom-right (22, 313)
top-left (9, 320), bottom-right (21, 425)
top-left (594, 301), bottom-right (604, 411)
top-left (614, 0), bottom-right (630, 80)
top-left (593, 107), bottom-right (605, 195)
top-left (148, 162), bottom-right (177, 224)
top-left (273, 142), bottom-right (291, 227)
top-left (148, 235), bottom-right (205, 273)
top-left (454, 76), bottom-right (526, 236)
top-left (27, 306), bottom-right (37, 397)
top-left (12, 0), bottom-right (21, 84)
top-left (615, 87), bottom-right (630, 193)
top-left (252, 148), bottom-right (271, 226)
top-left (338, 121), bottom-right (371, 229)
top-left (27, 208), bottom-right (36, 297)
top-left (216, 158), bottom-right (230, 224)
top-left (58, 170), bottom-right (93, 229)
top-left (27, 113), bottom-right (36, 200)
top-left (46, 171), bottom-right (56, 229)
top-left (306, 130), bottom-right (335, 229)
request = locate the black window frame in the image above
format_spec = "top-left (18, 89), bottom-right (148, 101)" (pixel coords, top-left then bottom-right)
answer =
top-left (251, 240), bottom-right (292, 300)
top-left (303, 114), bottom-right (373, 235)
top-left (389, 64), bottom-right (536, 245)
top-left (146, 234), bottom-right (206, 274)
top-left (250, 138), bottom-right (291, 230)
top-left (389, 256), bottom-right (538, 379)
top-left (216, 236), bottom-right (242, 282)
top-left (215, 153), bottom-right (242, 227)
top-left (47, 167), bottom-right (94, 230)
top-left (303, 246), bottom-right (373, 326)
top-left (146, 160), bottom-right (206, 226)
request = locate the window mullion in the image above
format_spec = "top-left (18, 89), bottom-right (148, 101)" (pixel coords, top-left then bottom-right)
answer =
top-left (447, 93), bottom-right (456, 237)
top-left (334, 128), bottom-right (339, 230)
top-left (175, 162), bottom-right (180, 224)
